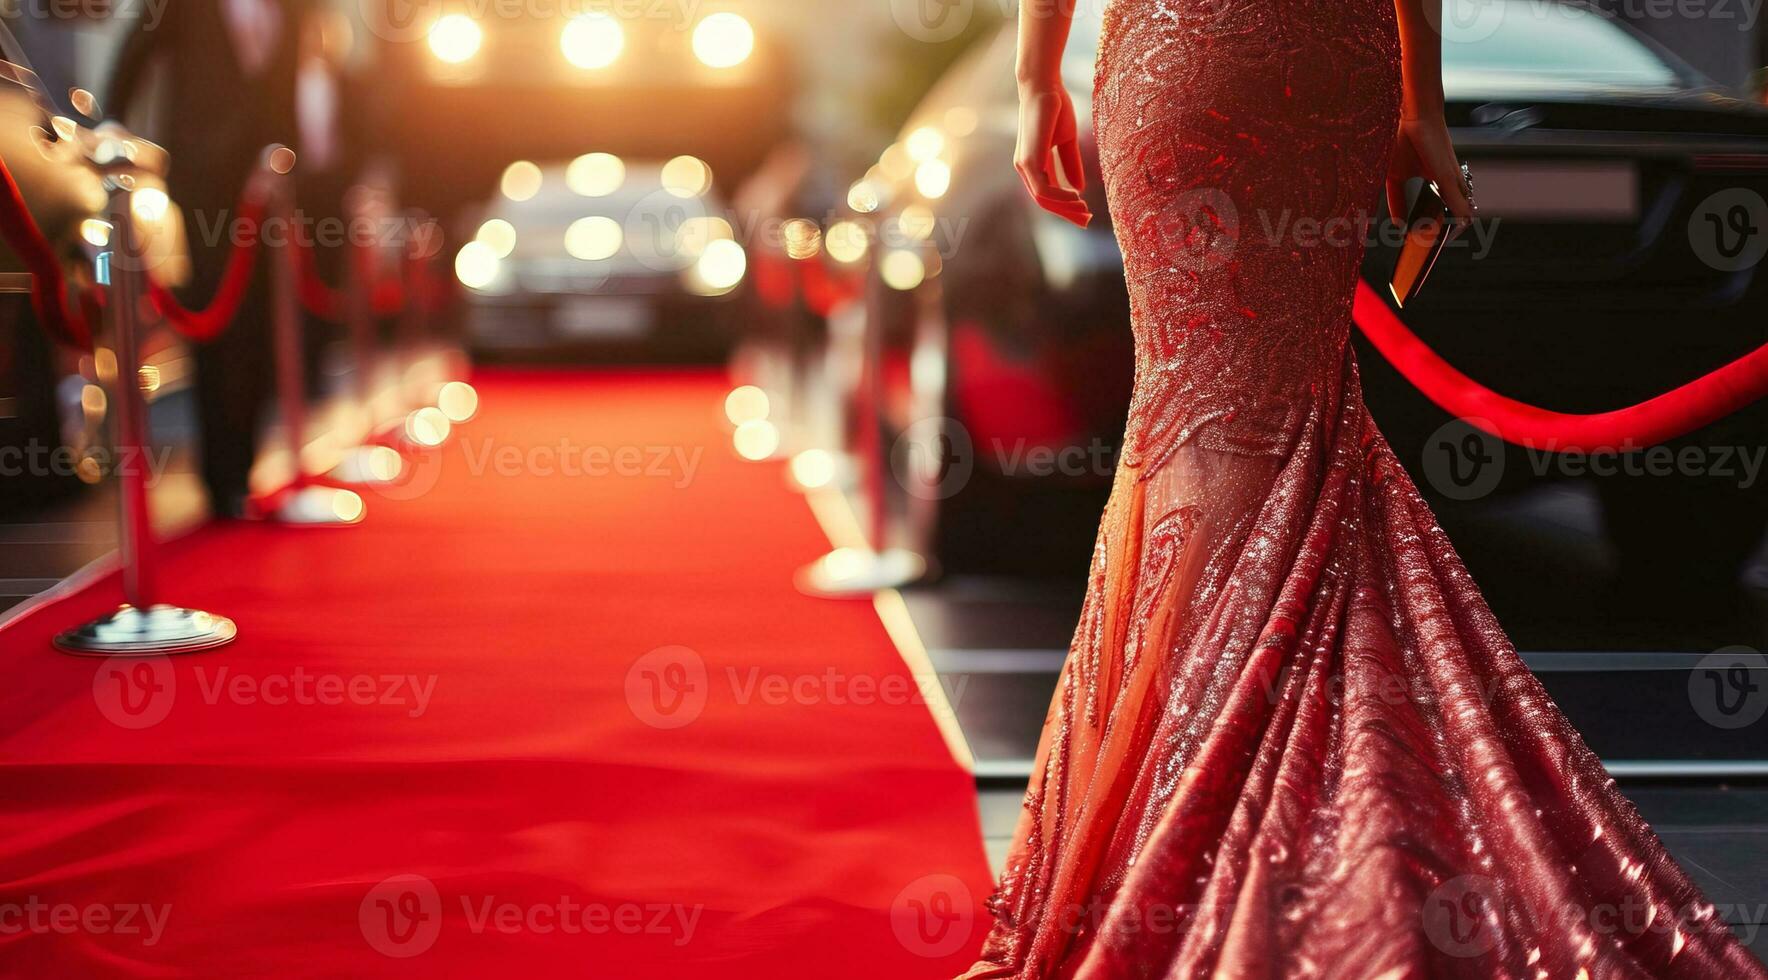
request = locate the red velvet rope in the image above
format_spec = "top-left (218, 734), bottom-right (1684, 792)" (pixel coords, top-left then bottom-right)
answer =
top-left (0, 155), bottom-right (93, 350)
top-left (1353, 280), bottom-right (1768, 452)
top-left (145, 193), bottom-right (268, 342)
top-left (292, 232), bottom-right (407, 321)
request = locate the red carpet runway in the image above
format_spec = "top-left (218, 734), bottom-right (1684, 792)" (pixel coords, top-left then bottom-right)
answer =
top-left (0, 369), bottom-right (992, 977)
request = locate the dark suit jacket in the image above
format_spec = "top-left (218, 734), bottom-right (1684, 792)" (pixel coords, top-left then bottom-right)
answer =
top-left (105, 0), bottom-right (300, 215)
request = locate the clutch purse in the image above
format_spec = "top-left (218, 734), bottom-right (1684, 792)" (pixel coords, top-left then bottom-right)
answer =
top-left (1388, 179), bottom-right (1452, 309)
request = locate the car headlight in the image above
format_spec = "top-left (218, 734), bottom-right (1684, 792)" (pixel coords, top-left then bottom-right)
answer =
top-left (688, 239), bottom-right (747, 294)
top-left (561, 13), bottom-right (624, 70)
top-left (428, 14), bottom-right (483, 64)
top-left (691, 13), bottom-right (754, 69)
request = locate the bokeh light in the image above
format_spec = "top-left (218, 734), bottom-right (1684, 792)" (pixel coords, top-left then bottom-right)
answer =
top-left (475, 218), bottom-right (517, 258)
top-left (906, 126), bottom-right (945, 162)
top-left (561, 13), bottom-right (624, 69)
top-left (724, 385), bottom-right (769, 425)
top-left (880, 249), bottom-right (926, 291)
top-left (438, 381), bottom-right (480, 423)
top-left (790, 449), bottom-right (837, 490)
top-left (914, 159), bottom-right (952, 199)
top-left (692, 13), bottom-right (755, 68)
top-left (565, 216), bottom-right (623, 261)
top-left (501, 161), bottom-right (543, 202)
top-left (428, 14), bottom-right (483, 64)
top-left (693, 239), bottom-right (748, 293)
top-left (130, 186), bottom-right (169, 223)
top-left (733, 419), bottom-right (780, 460)
top-left (783, 219), bottom-right (822, 260)
top-left (661, 155), bottom-right (713, 198)
top-left (825, 220), bottom-right (869, 263)
top-left (566, 152), bottom-right (625, 197)
top-left (455, 240), bottom-right (500, 290)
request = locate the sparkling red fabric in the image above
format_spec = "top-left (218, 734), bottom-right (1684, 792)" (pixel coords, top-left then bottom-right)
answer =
top-left (964, 1), bottom-right (1768, 976)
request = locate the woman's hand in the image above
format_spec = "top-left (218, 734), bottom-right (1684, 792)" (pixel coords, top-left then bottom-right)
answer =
top-left (1386, 114), bottom-right (1474, 233)
top-left (1015, 83), bottom-right (1092, 228)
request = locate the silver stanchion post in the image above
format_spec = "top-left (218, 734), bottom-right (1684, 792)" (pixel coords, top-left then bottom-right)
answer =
top-left (55, 171), bottom-right (238, 655)
top-left (794, 239), bottom-right (927, 597)
top-left (262, 146), bottom-right (364, 526)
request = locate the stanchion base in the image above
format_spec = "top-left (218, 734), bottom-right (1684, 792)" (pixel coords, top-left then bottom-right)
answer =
top-left (271, 486), bottom-right (366, 526)
top-left (55, 603), bottom-right (237, 656)
top-left (794, 547), bottom-right (927, 598)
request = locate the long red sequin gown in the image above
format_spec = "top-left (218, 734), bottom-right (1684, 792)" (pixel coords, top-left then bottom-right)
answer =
top-left (962, 0), bottom-right (1768, 977)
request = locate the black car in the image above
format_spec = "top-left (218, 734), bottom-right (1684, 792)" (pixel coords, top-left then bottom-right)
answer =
top-left (829, 0), bottom-right (1768, 648)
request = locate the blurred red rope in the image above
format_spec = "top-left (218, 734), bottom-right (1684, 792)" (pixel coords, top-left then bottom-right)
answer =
top-left (0, 155), bottom-right (94, 350)
top-left (1353, 280), bottom-right (1768, 452)
top-left (145, 193), bottom-right (268, 342)
top-left (292, 233), bottom-right (408, 321)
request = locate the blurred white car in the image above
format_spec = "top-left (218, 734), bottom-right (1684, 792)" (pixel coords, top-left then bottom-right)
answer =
top-left (459, 154), bottom-right (748, 360)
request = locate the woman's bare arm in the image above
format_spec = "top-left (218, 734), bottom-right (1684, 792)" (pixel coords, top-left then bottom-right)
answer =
top-left (1388, 0), bottom-right (1475, 226)
top-left (1014, 0), bottom-right (1092, 227)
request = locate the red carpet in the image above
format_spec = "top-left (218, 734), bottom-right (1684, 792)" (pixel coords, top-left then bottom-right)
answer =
top-left (0, 369), bottom-right (992, 977)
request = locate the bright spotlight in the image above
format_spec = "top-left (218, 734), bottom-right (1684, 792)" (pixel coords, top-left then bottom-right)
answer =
top-left (455, 241), bottom-right (500, 290)
top-left (428, 14), bottom-right (483, 64)
top-left (561, 13), bottom-right (624, 69)
top-left (566, 152), bottom-right (625, 197)
top-left (691, 13), bottom-right (754, 68)
top-left (80, 218), bottom-right (112, 247)
top-left (565, 216), bottom-right (623, 261)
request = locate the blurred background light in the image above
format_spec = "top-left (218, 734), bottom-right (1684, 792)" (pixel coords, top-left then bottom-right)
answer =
top-left (428, 14), bottom-right (483, 64)
top-left (846, 181), bottom-right (880, 214)
top-left (475, 218), bottom-right (517, 258)
top-left (692, 239), bottom-right (748, 294)
top-left (565, 216), bottom-right (623, 261)
top-left (566, 152), bottom-right (625, 197)
top-left (130, 186), bottom-right (169, 223)
top-left (455, 240), bottom-right (500, 290)
top-left (914, 159), bottom-right (952, 199)
top-left (561, 13), bottom-right (624, 70)
top-left (80, 218), bottom-right (112, 247)
top-left (661, 155), bottom-right (713, 198)
top-left (500, 161), bottom-right (543, 202)
top-left (724, 385), bottom-right (770, 425)
top-left (438, 381), bottom-right (480, 423)
top-left (732, 419), bottom-right (780, 460)
top-left (692, 13), bottom-right (755, 69)
top-left (783, 218), bottom-right (822, 260)
top-left (880, 249), bottom-right (925, 291)
top-left (825, 221), bottom-right (868, 263)
top-left (789, 449), bottom-right (837, 490)
top-left (906, 126), bottom-right (945, 162)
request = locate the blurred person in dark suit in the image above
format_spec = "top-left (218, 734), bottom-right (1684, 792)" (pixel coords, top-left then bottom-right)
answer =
top-left (106, 0), bottom-right (299, 517)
